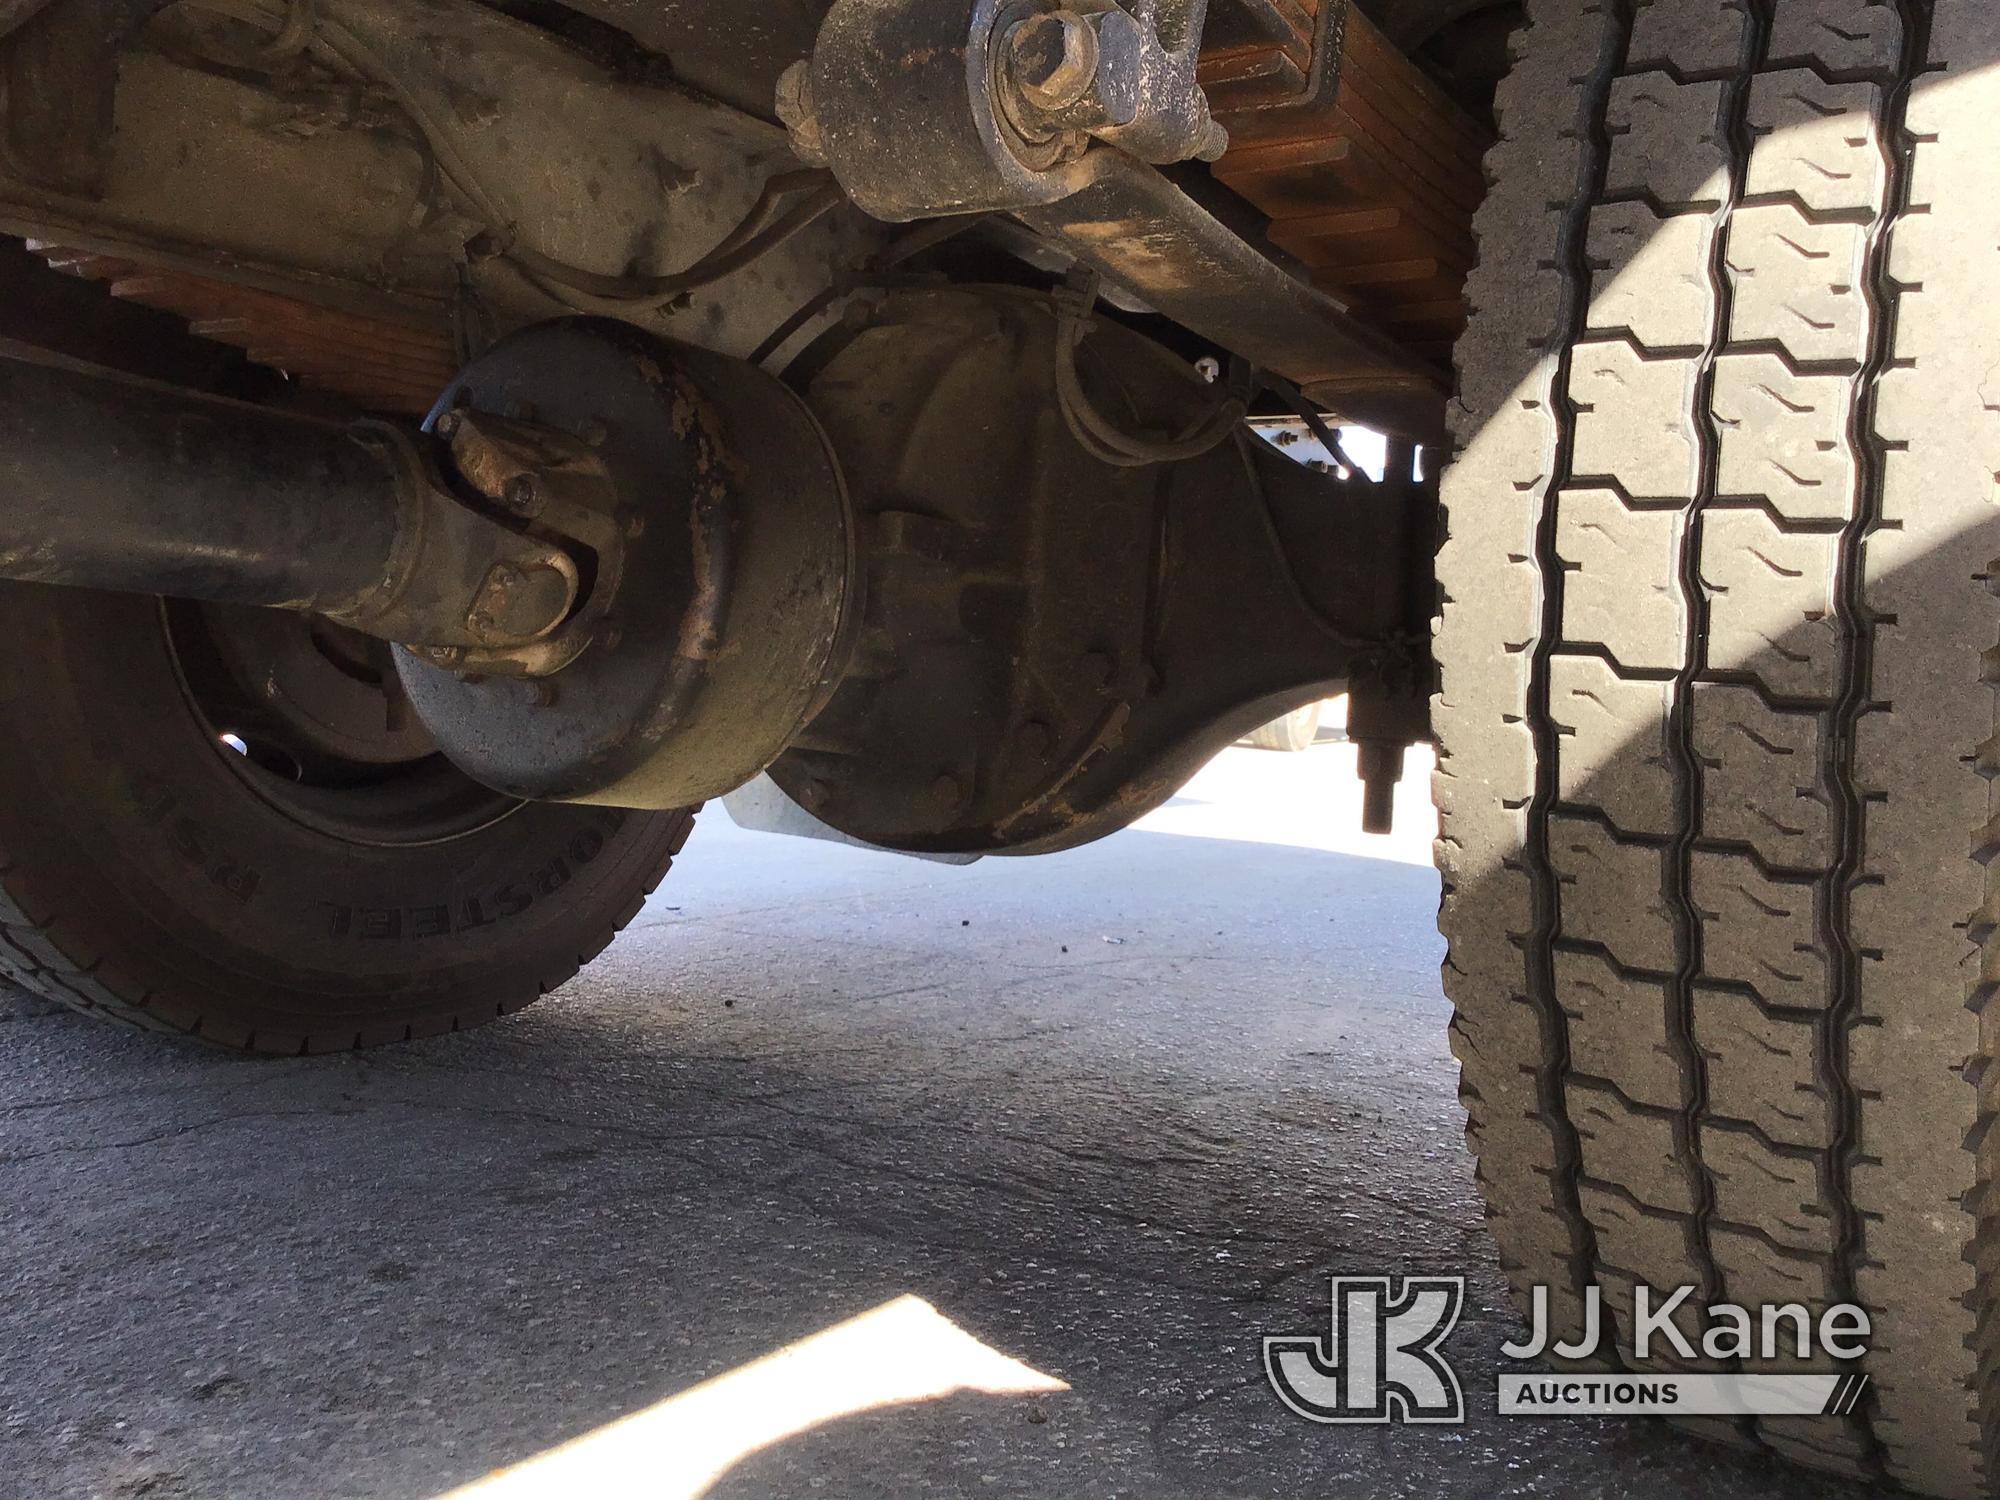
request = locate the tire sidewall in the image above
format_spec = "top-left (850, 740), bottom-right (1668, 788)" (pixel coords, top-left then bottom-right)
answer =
top-left (0, 584), bottom-right (690, 1043)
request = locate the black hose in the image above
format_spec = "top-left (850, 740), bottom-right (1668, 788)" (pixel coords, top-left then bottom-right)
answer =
top-left (509, 180), bottom-right (845, 315)
top-left (1051, 272), bottom-right (1245, 468)
top-left (748, 213), bottom-right (994, 368)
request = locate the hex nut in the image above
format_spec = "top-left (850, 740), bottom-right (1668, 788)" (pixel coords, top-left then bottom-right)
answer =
top-left (503, 475), bottom-right (545, 518)
top-left (1007, 12), bottom-right (1100, 112)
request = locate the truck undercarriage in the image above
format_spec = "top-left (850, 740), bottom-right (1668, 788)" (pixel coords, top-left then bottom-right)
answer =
top-left (1, 0), bottom-right (1997, 1494)
top-left (0, 0), bottom-right (1480, 848)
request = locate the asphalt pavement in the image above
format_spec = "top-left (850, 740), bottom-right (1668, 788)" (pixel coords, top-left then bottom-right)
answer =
top-left (0, 742), bottom-right (1861, 1499)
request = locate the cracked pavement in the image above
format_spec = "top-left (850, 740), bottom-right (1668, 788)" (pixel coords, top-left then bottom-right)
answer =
top-left (0, 745), bottom-right (1857, 1499)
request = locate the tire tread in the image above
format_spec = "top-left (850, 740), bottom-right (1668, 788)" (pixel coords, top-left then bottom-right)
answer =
top-left (1437, 1), bottom-right (2000, 1493)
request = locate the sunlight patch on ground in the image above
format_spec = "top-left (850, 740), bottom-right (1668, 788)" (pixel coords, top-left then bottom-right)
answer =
top-left (1136, 740), bottom-right (1438, 867)
top-left (436, 1295), bottom-right (1067, 1500)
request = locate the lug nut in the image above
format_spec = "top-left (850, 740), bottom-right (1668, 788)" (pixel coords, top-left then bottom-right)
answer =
top-left (1008, 12), bottom-right (1100, 112)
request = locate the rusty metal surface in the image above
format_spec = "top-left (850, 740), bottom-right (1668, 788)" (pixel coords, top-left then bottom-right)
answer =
top-left (31, 241), bottom-right (456, 415)
top-left (771, 286), bottom-right (1418, 856)
top-left (0, 0), bottom-right (1475, 424)
top-left (1019, 150), bottom-right (1443, 435)
top-left (0, 0), bottom-right (872, 385)
top-left (397, 318), bottom-right (857, 811)
top-left (548, 0), bottom-right (1296, 120)
top-left (0, 340), bottom-right (577, 649)
top-left (1198, 0), bottom-right (1327, 108)
top-left (1202, 0), bottom-right (1487, 360)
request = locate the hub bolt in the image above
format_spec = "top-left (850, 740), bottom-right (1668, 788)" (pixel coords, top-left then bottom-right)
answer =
top-left (503, 475), bottom-right (546, 518)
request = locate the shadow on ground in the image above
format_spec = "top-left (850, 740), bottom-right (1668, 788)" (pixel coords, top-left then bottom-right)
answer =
top-left (0, 759), bottom-right (1859, 1499)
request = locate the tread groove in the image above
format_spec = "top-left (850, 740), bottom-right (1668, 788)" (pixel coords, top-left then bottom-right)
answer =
top-left (1809, 0), bottom-right (1923, 1478)
top-left (1519, 0), bottom-right (1638, 1356)
top-left (1440, 0), bottom-right (1998, 1491)
top-left (1660, 0), bottom-right (1777, 1453)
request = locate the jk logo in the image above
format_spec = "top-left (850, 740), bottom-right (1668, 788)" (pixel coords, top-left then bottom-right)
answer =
top-left (1264, 1276), bottom-right (1466, 1424)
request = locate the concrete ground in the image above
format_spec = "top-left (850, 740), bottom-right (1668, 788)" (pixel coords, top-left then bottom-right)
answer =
top-left (0, 741), bottom-right (1858, 1499)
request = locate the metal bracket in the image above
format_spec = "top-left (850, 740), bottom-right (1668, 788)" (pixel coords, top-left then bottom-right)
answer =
top-left (995, 0), bottom-right (1228, 166)
top-left (1019, 150), bottom-right (1444, 435)
top-left (781, 0), bottom-right (1227, 222)
top-left (412, 409), bottom-right (628, 678)
top-left (782, 0), bottom-right (1445, 435)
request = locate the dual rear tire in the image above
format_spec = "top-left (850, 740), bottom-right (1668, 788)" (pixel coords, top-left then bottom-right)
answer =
top-left (0, 585), bottom-right (691, 1051)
